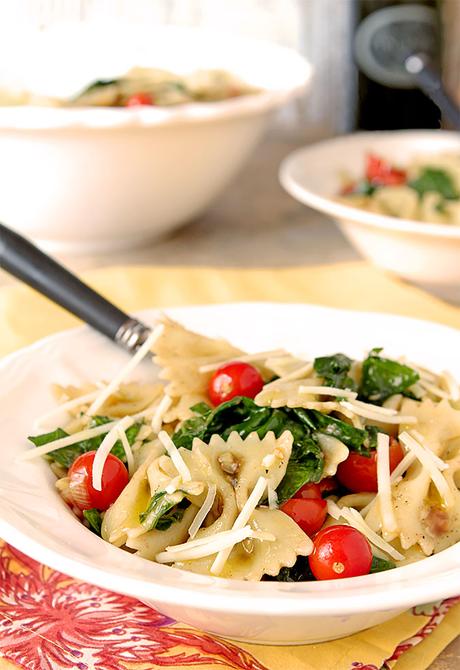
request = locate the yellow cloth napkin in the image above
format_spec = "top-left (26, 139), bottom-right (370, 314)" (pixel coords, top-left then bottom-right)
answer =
top-left (0, 261), bottom-right (459, 670)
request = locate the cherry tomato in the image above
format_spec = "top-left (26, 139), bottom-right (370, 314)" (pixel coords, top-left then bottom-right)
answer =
top-left (208, 361), bottom-right (264, 406)
top-left (366, 153), bottom-right (406, 186)
top-left (126, 92), bottom-right (154, 107)
top-left (281, 497), bottom-right (327, 536)
top-left (309, 525), bottom-right (373, 580)
top-left (318, 477), bottom-right (338, 495)
top-left (294, 482), bottom-right (322, 499)
top-left (68, 451), bottom-right (129, 511)
top-left (336, 438), bottom-right (404, 493)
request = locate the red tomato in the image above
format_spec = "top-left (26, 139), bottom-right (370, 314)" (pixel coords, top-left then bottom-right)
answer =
top-left (336, 439), bottom-right (404, 493)
top-left (309, 525), bottom-right (373, 580)
top-left (318, 477), bottom-right (338, 495)
top-left (294, 482), bottom-right (322, 499)
top-left (68, 451), bottom-right (129, 511)
top-left (366, 153), bottom-right (406, 186)
top-left (281, 497), bottom-right (327, 536)
top-left (208, 361), bottom-right (264, 406)
top-left (126, 92), bottom-right (154, 107)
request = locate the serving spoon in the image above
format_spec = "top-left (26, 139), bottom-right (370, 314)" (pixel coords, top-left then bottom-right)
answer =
top-left (0, 222), bottom-right (152, 353)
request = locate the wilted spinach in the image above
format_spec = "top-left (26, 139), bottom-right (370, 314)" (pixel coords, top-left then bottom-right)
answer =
top-left (313, 353), bottom-right (357, 391)
top-left (359, 349), bottom-right (419, 404)
top-left (83, 508), bottom-right (102, 536)
top-left (140, 490), bottom-right (190, 532)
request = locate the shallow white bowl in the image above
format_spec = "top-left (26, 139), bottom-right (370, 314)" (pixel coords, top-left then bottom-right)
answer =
top-left (280, 131), bottom-right (460, 286)
top-left (0, 26), bottom-right (310, 254)
top-left (0, 302), bottom-right (460, 645)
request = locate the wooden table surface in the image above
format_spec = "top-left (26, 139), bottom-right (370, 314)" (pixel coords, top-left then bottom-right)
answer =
top-left (1, 126), bottom-right (459, 666)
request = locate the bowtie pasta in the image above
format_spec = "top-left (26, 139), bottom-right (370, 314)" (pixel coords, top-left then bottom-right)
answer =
top-left (24, 317), bottom-right (460, 582)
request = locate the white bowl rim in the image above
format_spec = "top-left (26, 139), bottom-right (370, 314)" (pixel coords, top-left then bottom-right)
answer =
top-left (1, 301), bottom-right (460, 617)
top-left (279, 130), bottom-right (460, 239)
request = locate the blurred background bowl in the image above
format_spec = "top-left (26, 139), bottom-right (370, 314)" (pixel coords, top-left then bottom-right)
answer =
top-left (280, 130), bottom-right (460, 286)
top-left (0, 25), bottom-right (311, 254)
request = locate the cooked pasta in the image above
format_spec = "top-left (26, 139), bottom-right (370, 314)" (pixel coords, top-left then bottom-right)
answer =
top-left (24, 317), bottom-right (460, 582)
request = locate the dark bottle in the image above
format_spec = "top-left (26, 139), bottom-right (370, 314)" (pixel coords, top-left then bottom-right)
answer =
top-left (355, 0), bottom-right (441, 130)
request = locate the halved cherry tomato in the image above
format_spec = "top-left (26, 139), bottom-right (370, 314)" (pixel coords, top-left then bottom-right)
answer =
top-left (208, 361), bottom-right (264, 406)
top-left (126, 92), bottom-right (154, 107)
top-left (68, 451), bottom-right (129, 511)
top-left (294, 482), bottom-right (322, 500)
top-left (336, 438), bottom-right (404, 493)
top-left (318, 477), bottom-right (338, 495)
top-left (366, 153), bottom-right (406, 186)
top-left (309, 525), bottom-right (373, 580)
top-left (281, 497), bottom-right (327, 536)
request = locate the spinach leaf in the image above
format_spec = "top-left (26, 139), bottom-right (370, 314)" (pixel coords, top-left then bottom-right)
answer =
top-left (313, 353), bottom-right (357, 391)
top-left (28, 417), bottom-right (142, 469)
top-left (409, 168), bottom-right (459, 200)
top-left (370, 556), bottom-right (396, 573)
top-left (276, 435), bottom-right (323, 503)
top-left (140, 491), bottom-right (189, 531)
top-left (303, 409), bottom-right (377, 455)
top-left (359, 349), bottom-right (419, 404)
top-left (83, 508), bottom-right (102, 536)
top-left (78, 78), bottom-right (119, 94)
top-left (265, 556), bottom-right (315, 582)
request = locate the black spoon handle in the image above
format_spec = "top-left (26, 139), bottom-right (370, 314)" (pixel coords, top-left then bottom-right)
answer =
top-left (405, 55), bottom-right (460, 130)
top-left (0, 223), bottom-right (150, 352)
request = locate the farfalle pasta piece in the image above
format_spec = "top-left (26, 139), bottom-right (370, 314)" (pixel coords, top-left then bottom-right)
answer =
top-left (255, 379), bottom-right (324, 409)
top-left (126, 505), bottom-right (199, 559)
top-left (316, 434), bottom-right (349, 477)
top-left (263, 354), bottom-right (311, 379)
top-left (189, 430), bottom-right (293, 511)
top-left (53, 382), bottom-right (164, 418)
top-left (175, 508), bottom-right (312, 580)
top-left (163, 392), bottom-right (209, 424)
top-left (152, 317), bottom-right (244, 397)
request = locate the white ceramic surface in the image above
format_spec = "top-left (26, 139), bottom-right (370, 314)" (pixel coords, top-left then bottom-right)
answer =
top-left (0, 302), bottom-right (460, 644)
top-left (0, 26), bottom-right (311, 253)
top-left (279, 131), bottom-right (460, 286)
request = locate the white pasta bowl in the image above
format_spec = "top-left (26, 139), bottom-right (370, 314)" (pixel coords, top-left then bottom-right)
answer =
top-left (0, 25), bottom-right (310, 253)
top-left (0, 302), bottom-right (460, 645)
top-left (280, 130), bottom-right (460, 286)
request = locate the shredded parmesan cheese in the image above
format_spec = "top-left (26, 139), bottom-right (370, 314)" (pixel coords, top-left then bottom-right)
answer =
top-left (33, 387), bottom-right (106, 431)
top-left (418, 379), bottom-right (451, 400)
top-left (441, 370), bottom-right (460, 401)
top-left (199, 349), bottom-right (286, 373)
top-left (263, 362), bottom-right (314, 388)
top-left (399, 431), bottom-right (453, 507)
top-left (267, 482), bottom-right (279, 510)
top-left (158, 430), bottom-right (191, 482)
top-left (376, 433), bottom-right (398, 537)
top-left (188, 484), bottom-right (217, 539)
top-left (298, 386), bottom-right (358, 399)
top-left (327, 499), bottom-right (405, 561)
top-left (211, 476), bottom-right (267, 575)
top-left (151, 395), bottom-right (173, 434)
top-left (117, 426), bottom-right (135, 477)
top-left (262, 454), bottom-right (276, 469)
top-left (87, 325), bottom-right (164, 416)
top-left (20, 421), bottom-right (119, 461)
top-left (340, 400), bottom-right (417, 424)
top-left (156, 525), bottom-right (254, 563)
top-left (92, 416), bottom-right (134, 491)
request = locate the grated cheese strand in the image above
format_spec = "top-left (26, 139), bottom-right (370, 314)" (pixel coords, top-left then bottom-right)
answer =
top-left (327, 499), bottom-right (405, 561)
top-left (399, 432), bottom-right (454, 507)
top-left (158, 430), bottom-right (191, 482)
top-left (33, 387), bottom-right (106, 431)
top-left (418, 379), bottom-right (451, 400)
top-left (199, 349), bottom-right (286, 374)
top-left (20, 421), bottom-right (118, 461)
top-left (188, 484), bottom-right (217, 539)
top-left (87, 325), bottom-right (164, 416)
top-left (151, 394), bottom-right (173, 435)
top-left (263, 362), bottom-right (314, 388)
top-left (267, 482), bottom-right (279, 510)
top-left (376, 433), bottom-right (398, 537)
top-left (340, 401), bottom-right (417, 424)
top-left (211, 476), bottom-right (267, 575)
top-left (117, 426), bottom-right (135, 477)
top-left (156, 526), bottom-right (254, 563)
top-left (92, 416), bottom-right (134, 491)
top-left (298, 385), bottom-right (357, 399)
top-left (441, 370), bottom-right (460, 401)
top-left (349, 399), bottom-right (398, 416)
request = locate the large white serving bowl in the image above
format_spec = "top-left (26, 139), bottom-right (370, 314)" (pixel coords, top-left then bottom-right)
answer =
top-left (0, 26), bottom-right (310, 254)
top-left (280, 131), bottom-right (460, 286)
top-left (0, 302), bottom-right (460, 645)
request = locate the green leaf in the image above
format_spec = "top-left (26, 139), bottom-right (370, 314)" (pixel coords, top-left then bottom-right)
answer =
top-left (140, 490), bottom-right (189, 531)
top-left (306, 409), bottom-right (376, 455)
top-left (83, 509), bottom-right (102, 536)
top-left (409, 167), bottom-right (459, 200)
top-left (265, 556), bottom-right (316, 582)
top-left (28, 417), bottom-right (142, 469)
top-left (313, 353), bottom-right (357, 391)
top-left (370, 556), bottom-right (395, 573)
top-left (359, 350), bottom-right (419, 404)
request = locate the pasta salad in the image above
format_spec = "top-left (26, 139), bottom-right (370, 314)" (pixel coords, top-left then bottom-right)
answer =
top-left (0, 67), bottom-right (258, 108)
top-left (339, 152), bottom-right (460, 226)
top-left (22, 317), bottom-right (460, 582)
